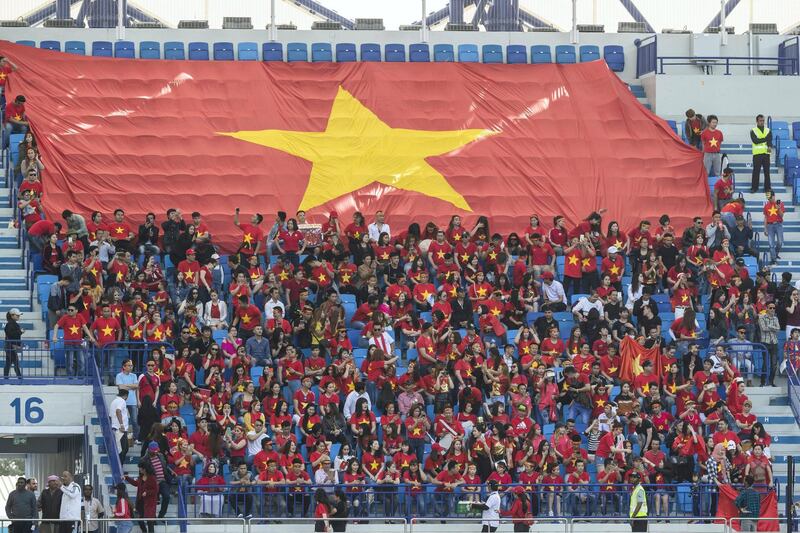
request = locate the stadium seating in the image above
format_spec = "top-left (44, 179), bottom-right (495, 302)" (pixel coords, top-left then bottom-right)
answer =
top-left (311, 42), bottom-right (333, 62)
top-left (385, 43), bottom-right (406, 62)
top-left (793, 121), bottom-right (800, 142)
top-left (457, 44), bottom-right (479, 62)
top-left (164, 41), bottom-right (185, 60)
top-left (64, 41), bottom-right (85, 55)
top-left (579, 44), bottom-right (601, 62)
top-left (188, 42), bottom-right (210, 61)
top-left (262, 42), bottom-right (283, 62)
top-left (335, 43), bottom-right (357, 62)
top-left (237, 42), bottom-right (259, 61)
top-left (482, 44), bottom-right (503, 63)
top-left (286, 42), bottom-right (308, 62)
top-left (531, 45), bottom-right (552, 64)
top-left (506, 44), bottom-right (527, 64)
top-left (360, 43), bottom-right (381, 61)
top-left (213, 42), bottom-right (235, 61)
top-left (409, 43), bottom-right (430, 62)
top-left (555, 44), bottom-right (577, 64)
top-left (433, 44), bottom-right (455, 62)
top-left (16, 40), bottom-right (35, 47)
top-left (40, 40), bottom-right (61, 52)
top-left (113, 41), bottom-right (135, 58)
top-left (604, 45), bottom-right (625, 71)
top-left (91, 41), bottom-right (112, 57)
top-left (139, 41), bottom-right (160, 59)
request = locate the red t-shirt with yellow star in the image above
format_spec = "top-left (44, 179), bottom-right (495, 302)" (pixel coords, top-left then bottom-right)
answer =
top-left (701, 128), bottom-right (723, 153)
top-left (564, 248), bottom-right (582, 279)
top-left (428, 240), bottom-right (452, 266)
top-left (91, 316), bottom-right (121, 346)
top-left (4, 102), bottom-right (24, 121)
top-left (57, 314), bottom-right (87, 342)
top-left (764, 200), bottom-right (785, 224)
top-left (412, 282), bottom-right (436, 304)
top-left (236, 304), bottom-right (262, 331)
top-left (238, 223), bottom-right (263, 255)
top-left (177, 259), bottom-right (201, 284)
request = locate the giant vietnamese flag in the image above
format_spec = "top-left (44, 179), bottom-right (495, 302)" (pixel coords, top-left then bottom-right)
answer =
top-left (0, 41), bottom-right (711, 252)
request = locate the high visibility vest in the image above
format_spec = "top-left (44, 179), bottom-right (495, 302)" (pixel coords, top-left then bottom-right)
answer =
top-left (629, 484), bottom-right (648, 518)
top-left (752, 127), bottom-right (771, 155)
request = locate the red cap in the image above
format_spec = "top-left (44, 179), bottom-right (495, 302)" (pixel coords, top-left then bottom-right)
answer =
top-left (329, 211), bottom-right (338, 219)
top-left (186, 248), bottom-right (196, 254)
top-left (541, 271), bottom-right (554, 280)
top-left (512, 486), bottom-right (526, 495)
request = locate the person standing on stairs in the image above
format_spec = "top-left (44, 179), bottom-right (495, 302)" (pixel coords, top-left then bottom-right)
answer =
top-left (4, 308), bottom-right (24, 378)
top-left (750, 114), bottom-right (773, 193)
top-left (763, 190), bottom-right (784, 264)
top-left (701, 114), bottom-right (724, 178)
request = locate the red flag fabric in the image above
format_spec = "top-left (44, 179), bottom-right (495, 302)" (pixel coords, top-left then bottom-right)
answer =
top-left (716, 483), bottom-right (779, 532)
top-left (617, 336), bottom-right (662, 384)
top-left (0, 41), bottom-right (711, 252)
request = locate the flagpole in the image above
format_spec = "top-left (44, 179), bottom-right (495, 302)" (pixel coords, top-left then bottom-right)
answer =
top-left (269, 0), bottom-right (277, 42)
top-left (421, 0), bottom-right (429, 43)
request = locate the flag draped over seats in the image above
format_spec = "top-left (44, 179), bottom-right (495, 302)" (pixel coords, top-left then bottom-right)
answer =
top-left (1, 41), bottom-right (711, 252)
top-left (715, 483), bottom-right (779, 532)
top-left (617, 336), bottom-right (662, 384)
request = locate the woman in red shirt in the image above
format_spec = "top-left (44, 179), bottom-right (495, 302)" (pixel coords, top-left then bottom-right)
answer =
top-left (313, 488), bottom-right (333, 532)
top-left (277, 218), bottom-right (306, 268)
top-left (113, 483), bottom-right (134, 533)
top-left (502, 486), bottom-right (534, 532)
top-left (125, 463), bottom-right (158, 531)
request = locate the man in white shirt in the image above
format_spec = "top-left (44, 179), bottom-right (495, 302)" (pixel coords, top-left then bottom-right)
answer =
top-left (109, 389), bottom-right (130, 464)
top-left (472, 479), bottom-right (501, 532)
top-left (540, 271), bottom-right (567, 311)
top-left (343, 382), bottom-right (371, 420)
top-left (58, 471), bottom-right (81, 533)
top-left (572, 290), bottom-right (604, 321)
top-left (367, 210), bottom-right (390, 242)
top-left (114, 360), bottom-right (138, 441)
top-left (367, 323), bottom-right (395, 355)
top-left (263, 287), bottom-right (285, 318)
top-left (245, 420), bottom-right (268, 459)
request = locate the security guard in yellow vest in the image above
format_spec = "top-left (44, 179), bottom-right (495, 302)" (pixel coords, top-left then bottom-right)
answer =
top-left (750, 114), bottom-right (773, 193)
top-left (629, 471), bottom-right (648, 532)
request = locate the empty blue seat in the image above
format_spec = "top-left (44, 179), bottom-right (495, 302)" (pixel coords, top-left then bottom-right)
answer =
top-left (482, 44), bottom-right (503, 63)
top-left (40, 40), bottom-right (61, 51)
top-left (188, 42), bottom-right (209, 60)
top-left (458, 44), bottom-right (479, 62)
top-left (114, 40), bottom-right (135, 58)
top-left (531, 45), bottom-right (552, 64)
top-left (360, 43), bottom-right (381, 61)
top-left (506, 44), bottom-right (527, 64)
top-left (604, 45), bottom-right (624, 71)
top-left (433, 44), bottom-right (454, 62)
top-left (262, 42), bottom-right (283, 61)
top-left (237, 42), bottom-right (258, 61)
top-left (311, 42), bottom-right (332, 62)
top-left (164, 41), bottom-right (185, 60)
top-left (385, 43), bottom-right (406, 62)
top-left (64, 41), bottom-right (85, 55)
top-left (409, 43), bottom-right (430, 62)
top-left (287, 42), bottom-right (308, 62)
top-left (793, 121), bottom-right (800, 142)
top-left (555, 45), bottom-right (576, 64)
top-left (579, 45), bottom-right (600, 62)
top-left (16, 40), bottom-right (35, 47)
top-left (335, 43), bottom-right (356, 62)
top-left (139, 41), bottom-right (160, 59)
top-left (213, 42), bottom-right (234, 61)
top-left (91, 41), bottom-right (112, 57)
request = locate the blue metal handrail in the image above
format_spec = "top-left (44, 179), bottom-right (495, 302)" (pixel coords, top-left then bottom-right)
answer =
top-left (634, 34), bottom-right (657, 78)
top-left (789, 357), bottom-right (800, 425)
top-left (89, 347), bottom-right (124, 486)
top-left (656, 56), bottom-right (799, 76)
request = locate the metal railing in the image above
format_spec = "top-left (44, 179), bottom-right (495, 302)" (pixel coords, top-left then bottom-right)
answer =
top-left (709, 341), bottom-right (772, 383)
top-left (0, 338), bottom-right (89, 383)
top-left (634, 34), bottom-right (657, 78)
top-left (655, 56), bottom-right (799, 76)
top-left (90, 348), bottom-right (124, 487)
top-left (98, 340), bottom-right (175, 382)
top-left (779, 36), bottom-right (800, 76)
top-left (789, 359), bottom-right (800, 424)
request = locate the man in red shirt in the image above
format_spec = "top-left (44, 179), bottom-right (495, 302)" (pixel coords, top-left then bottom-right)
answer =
top-left (109, 209), bottom-right (135, 252)
top-left (713, 167), bottom-right (734, 210)
top-left (763, 189), bottom-right (784, 264)
top-left (91, 305), bottom-right (122, 362)
top-left (427, 230), bottom-right (453, 270)
top-left (234, 208), bottom-right (264, 262)
top-left (27, 220), bottom-right (62, 252)
top-left (3, 94), bottom-right (27, 149)
top-left (701, 114), bottom-right (724, 178)
top-left (234, 295), bottom-right (263, 340)
top-left (177, 249), bottom-right (201, 287)
top-left (53, 304), bottom-right (94, 375)
top-left (529, 233), bottom-right (555, 276)
top-left (566, 459), bottom-right (595, 516)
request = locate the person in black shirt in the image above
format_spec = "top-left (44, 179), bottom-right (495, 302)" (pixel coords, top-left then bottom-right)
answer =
top-left (4, 309), bottom-right (23, 377)
top-left (657, 233), bottom-right (679, 274)
top-left (190, 327), bottom-right (213, 369)
top-left (330, 489), bottom-right (349, 532)
top-left (533, 308), bottom-right (558, 341)
top-left (137, 213), bottom-right (160, 261)
top-left (449, 286), bottom-right (473, 329)
top-left (632, 293), bottom-right (659, 325)
top-left (682, 343), bottom-right (702, 380)
top-left (160, 208), bottom-right (186, 261)
top-left (383, 252), bottom-right (405, 286)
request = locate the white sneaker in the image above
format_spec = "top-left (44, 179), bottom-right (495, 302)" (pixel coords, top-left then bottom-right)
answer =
top-left (548, 511), bottom-right (554, 517)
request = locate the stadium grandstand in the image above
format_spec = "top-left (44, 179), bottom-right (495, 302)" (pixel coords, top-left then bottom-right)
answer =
top-left (2, 1), bottom-right (800, 532)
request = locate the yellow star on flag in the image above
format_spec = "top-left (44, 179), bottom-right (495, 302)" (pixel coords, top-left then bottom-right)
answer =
top-left (0, 73), bottom-right (6, 80)
top-left (347, 382), bottom-right (355, 392)
top-left (101, 325), bottom-right (114, 337)
top-left (220, 87), bottom-right (495, 211)
top-left (567, 255), bottom-right (579, 265)
top-left (449, 286), bottom-right (458, 297)
top-left (69, 325), bottom-right (80, 335)
top-left (189, 324), bottom-right (197, 335)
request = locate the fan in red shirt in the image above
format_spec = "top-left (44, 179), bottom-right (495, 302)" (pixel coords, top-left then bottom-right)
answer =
top-left (427, 230), bottom-right (453, 269)
top-left (233, 295), bottom-right (262, 339)
top-left (177, 249), bottom-right (201, 286)
top-left (233, 209), bottom-right (264, 258)
top-left (91, 305), bottom-right (122, 348)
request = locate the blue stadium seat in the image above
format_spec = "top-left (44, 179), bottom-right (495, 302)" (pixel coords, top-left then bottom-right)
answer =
top-left (188, 42), bottom-right (210, 61)
top-left (433, 44), bottom-right (454, 62)
top-left (360, 43), bottom-right (381, 61)
top-left (555, 45), bottom-right (576, 64)
top-left (506, 44), bottom-right (527, 64)
top-left (579, 45), bottom-right (600, 62)
top-left (237, 42), bottom-right (258, 61)
top-left (91, 41), bottom-right (113, 57)
top-left (458, 44), bottom-right (479, 62)
top-left (40, 40), bottom-right (61, 52)
top-left (16, 40), bottom-right (35, 47)
top-left (385, 43), bottom-right (406, 62)
top-left (64, 41), bottom-right (86, 55)
top-left (604, 45), bottom-right (625, 71)
top-left (531, 45), bottom-right (552, 64)
top-left (287, 42), bottom-right (308, 62)
top-left (262, 42), bottom-right (283, 61)
top-left (164, 41), bottom-right (185, 60)
top-left (213, 42), bottom-right (234, 61)
top-left (139, 41), bottom-right (160, 59)
top-left (793, 121), bottom-right (800, 142)
top-left (482, 44), bottom-right (503, 63)
top-left (311, 42), bottom-right (333, 62)
top-left (335, 43), bottom-right (356, 62)
top-left (409, 43), bottom-right (430, 62)
top-left (114, 40), bottom-right (135, 58)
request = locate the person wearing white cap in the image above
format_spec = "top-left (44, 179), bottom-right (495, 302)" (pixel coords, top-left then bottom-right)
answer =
top-left (4, 308), bottom-right (24, 378)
